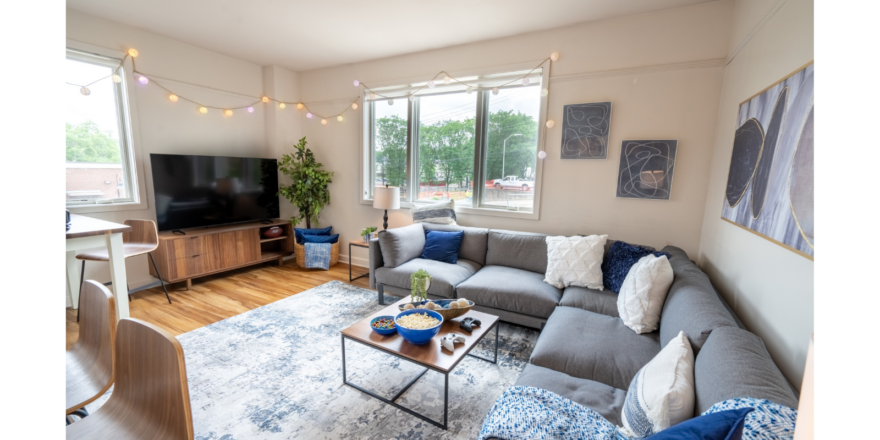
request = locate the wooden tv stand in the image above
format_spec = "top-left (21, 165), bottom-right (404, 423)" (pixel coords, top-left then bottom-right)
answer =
top-left (148, 219), bottom-right (294, 289)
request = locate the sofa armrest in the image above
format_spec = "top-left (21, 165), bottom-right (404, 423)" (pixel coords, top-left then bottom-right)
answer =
top-left (368, 239), bottom-right (384, 289)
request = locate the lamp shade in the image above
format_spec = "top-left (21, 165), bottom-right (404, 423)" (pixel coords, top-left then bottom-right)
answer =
top-left (793, 334), bottom-right (814, 440)
top-left (373, 187), bottom-right (400, 210)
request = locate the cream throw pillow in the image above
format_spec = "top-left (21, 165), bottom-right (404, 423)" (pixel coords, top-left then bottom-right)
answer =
top-left (620, 331), bottom-right (696, 437)
top-left (544, 235), bottom-right (608, 290)
top-left (617, 254), bottom-right (674, 334)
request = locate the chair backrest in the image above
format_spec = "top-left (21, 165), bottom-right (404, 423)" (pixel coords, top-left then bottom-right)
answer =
top-left (123, 219), bottom-right (159, 249)
top-left (66, 280), bottom-right (116, 414)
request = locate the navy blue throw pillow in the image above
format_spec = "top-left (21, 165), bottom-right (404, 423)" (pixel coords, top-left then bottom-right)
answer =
top-left (602, 241), bottom-right (670, 293)
top-left (295, 226), bottom-right (332, 244)
top-left (420, 230), bottom-right (464, 264)
top-left (301, 233), bottom-right (339, 244)
top-left (647, 407), bottom-right (753, 440)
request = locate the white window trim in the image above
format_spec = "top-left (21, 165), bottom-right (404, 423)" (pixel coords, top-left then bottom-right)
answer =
top-left (359, 59), bottom-right (549, 221)
top-left (66, 39), bottom-right (149, 214)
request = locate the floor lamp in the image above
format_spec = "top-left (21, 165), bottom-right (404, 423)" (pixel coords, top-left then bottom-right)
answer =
top-left (373, 186), bottom-right (400, 230)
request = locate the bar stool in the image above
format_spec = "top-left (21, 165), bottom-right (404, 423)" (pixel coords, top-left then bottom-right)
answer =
top-left (66, 281), bottom-right (116, 422)
top-left (76, 220), bottom-right (171, 318)
top-left (66, 318), bottom-right (194, 440)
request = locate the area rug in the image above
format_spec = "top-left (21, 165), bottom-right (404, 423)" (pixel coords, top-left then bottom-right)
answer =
top-left (109, 281), bottom-right (539, 439)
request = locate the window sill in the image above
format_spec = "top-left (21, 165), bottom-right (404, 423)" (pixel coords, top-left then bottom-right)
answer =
top-left (360, 198), bottom-right (538, 220)
top-left (67, 200), bottom-right (148, 214)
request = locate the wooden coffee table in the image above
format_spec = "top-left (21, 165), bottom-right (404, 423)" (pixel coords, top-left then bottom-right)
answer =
top-left (340, 297), bottom-right (500, 429)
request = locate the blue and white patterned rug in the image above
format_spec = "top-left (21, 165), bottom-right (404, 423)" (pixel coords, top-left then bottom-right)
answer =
top-left (92, 280), bottom-right (539, 439)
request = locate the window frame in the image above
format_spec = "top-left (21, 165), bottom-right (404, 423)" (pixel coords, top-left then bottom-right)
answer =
top-left (65, 40), bottom-right (148, 213)
top-left (359, 60), bottom-right (549, 220)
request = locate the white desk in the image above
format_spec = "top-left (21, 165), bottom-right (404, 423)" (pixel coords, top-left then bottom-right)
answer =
top-left (66, 214), bottom-right (131, 320)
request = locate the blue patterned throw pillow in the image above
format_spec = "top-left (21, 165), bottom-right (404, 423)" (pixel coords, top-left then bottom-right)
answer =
top-left (602, 241), bottom-right (669, 293)
top-left (304, 243), bottom-right (331, 270)
top-left (647, 408), bottom-right (753, 440)
top-left (294, 226), bottom-right (332, 244)
top-left (704, 398), bottom-right (798, 440)
top-left (421, 230), bottom-right (463, 264)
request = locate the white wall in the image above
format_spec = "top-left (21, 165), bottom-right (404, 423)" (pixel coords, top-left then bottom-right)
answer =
top-left (297, 0), bottom-right (733, 267)
top-left (66, 10), bottom-right (302, 294)
top-left (698, 0), bottom-right (813, 388)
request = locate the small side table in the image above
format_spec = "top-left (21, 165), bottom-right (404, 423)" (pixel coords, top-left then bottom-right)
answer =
top-left (349, 240), bottom-right (371, 282)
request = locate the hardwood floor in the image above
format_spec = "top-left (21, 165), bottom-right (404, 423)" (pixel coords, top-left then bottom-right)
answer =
top-left (66, 261), bottom-right (372, 349)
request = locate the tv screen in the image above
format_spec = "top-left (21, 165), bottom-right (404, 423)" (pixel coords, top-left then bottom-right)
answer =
top-left (150, 154), bottom-right (279, 231)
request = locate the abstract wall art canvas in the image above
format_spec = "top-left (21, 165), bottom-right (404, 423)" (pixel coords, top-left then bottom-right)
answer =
top-left (560, 102), bottom-right (611, 159)
top-left (616, 140), bottom-right (677, 200)
top-left (721, 63), bottom-right (814, 259)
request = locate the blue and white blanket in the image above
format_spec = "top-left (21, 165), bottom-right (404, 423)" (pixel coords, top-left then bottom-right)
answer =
top-left (304, 242), bottom-right (331, 270)
top-left (478, 387), bottom-right (799, 440)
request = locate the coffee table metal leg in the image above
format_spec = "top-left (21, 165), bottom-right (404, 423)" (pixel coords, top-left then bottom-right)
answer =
top-left (466, 323), bottom-right (500, 364)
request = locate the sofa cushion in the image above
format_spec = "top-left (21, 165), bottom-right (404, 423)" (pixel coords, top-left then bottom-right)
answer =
top-left (456, 265), bottom-right (561, 318)
top-left (659, 246), bottom-right (738, 353)
top-left (559, 286), bottom-right (619, 317)
top-left (485, 230), bottom-right (548, 274)
top-left (422, 223), bottom-right (489, 265)
top-left (378, 224), bottom-right (425, 268)
top-left (375, 258), bottom-right (480, 299)
top-left (530, 306), bottom-right (661, 390)
top-left (515, 364), bottom-right (627, 426)
top-left (694, 326), bottom-right (799, 415)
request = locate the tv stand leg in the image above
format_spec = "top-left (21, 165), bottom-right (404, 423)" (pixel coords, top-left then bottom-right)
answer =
top-left (277, 256), bottom-right (284, 266)
top-left (185, 279), bottom-right (192, 290)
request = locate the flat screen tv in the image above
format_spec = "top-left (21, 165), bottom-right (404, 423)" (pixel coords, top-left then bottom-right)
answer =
top-left (150, 153), bottom-right (279, 231)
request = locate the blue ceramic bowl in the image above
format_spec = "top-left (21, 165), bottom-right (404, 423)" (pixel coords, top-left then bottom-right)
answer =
top-left (395, 309), bottom-right (444, 345)
top-left (370, 316), bottom-right (398, 335)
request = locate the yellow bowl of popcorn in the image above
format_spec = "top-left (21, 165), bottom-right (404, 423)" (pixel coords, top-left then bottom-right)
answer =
top-left (394, 309), bottom-right (444, 345)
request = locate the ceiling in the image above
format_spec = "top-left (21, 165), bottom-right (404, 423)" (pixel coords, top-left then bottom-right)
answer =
top-left (68, 0), bottom-right (718, 72)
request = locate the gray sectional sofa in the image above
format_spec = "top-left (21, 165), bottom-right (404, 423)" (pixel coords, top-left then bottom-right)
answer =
top-left (368, 222), bottom-right (799, 422)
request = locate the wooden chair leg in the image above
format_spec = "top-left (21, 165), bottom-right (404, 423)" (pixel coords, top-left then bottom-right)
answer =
top-left (149, 252), bottom-right (172, 304)
top-left (77, 261), bottom-right (85, 323)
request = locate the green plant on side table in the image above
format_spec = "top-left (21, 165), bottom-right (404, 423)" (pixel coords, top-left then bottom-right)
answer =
top-left (278, 137), bottom-right (335, 228)
top-left (410, 269), bottom-right (432, 304)
top-left (360, 226), bottom-right (378, 243)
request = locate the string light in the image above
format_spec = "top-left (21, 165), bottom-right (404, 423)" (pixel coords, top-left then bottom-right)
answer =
top-left (538, 151), bottom-right (547, 159)
top-left (443, 75), bottom-right (451, 84)
top-left (169, 94), bottom-right (178, 102)
top-left (492, 87), bottom-right (499, 95)
top-left (522, 78), bottom-right (530, 86)
top-left (138, 75), bottom-right (149, 85)
top-left (550, 52), bottom-right (559, 61)
top-left (466, 86), bottom-right (473, 94)
top-left (351, 103), bottom-right (358, 110)
top-left (279, 103), bottom-right (286, 109)
top-left (541, 88), bottom-right (549, 97)
top-left (80, 87), bottom-right (90, 96)
top-left (337, 115), bottom-right (344, 122)
top-left (409, 95), bottom-right (416, 102)
top-left (224, 109), bottom-right (233, 116)
top-left (321, 118), bottom-right (328, 125)
top-left (247, 106), bottom-right (254, 113)
top-left (388, 98), bottom-right (394, 105)
top-left (262, 96), bottom-right (269, 103)
top-left (128, 48), bottom-right (139, 57)
top-left (427, 80), bottom-right (435, 88)
top-left (370, 92), bottom-right (377, 100)
top-left (353, 80), bottom-right (360, 87)
top-left (199, 106), bottom-right (208, 114)
top-left (545, 120), bottom-right (555, 128)
top-left (307, 112), bottom-right (313, 118)
top-left (111, 74), bottom-right (121, 83)
top-left (296, 103), bottom-right (304, 109)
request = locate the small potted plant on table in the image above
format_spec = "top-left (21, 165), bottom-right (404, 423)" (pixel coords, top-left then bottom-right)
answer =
top-left (360, 226), bottom-right (378, 243)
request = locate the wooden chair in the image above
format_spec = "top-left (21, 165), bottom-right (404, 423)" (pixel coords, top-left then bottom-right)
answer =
top-left (67, 280), bottom-right (116, 416)
top-left (77, 219), bottom-right (171, 312)
top-left (67, 318), bottom-right (194, 440)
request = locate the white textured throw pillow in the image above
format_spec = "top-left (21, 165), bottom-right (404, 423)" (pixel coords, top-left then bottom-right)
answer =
top-left (544, 235), bottom-right (608, 290)
top-left (617, 254), bottom-right (674, 334)
top-left (411, 199), bottom-right (457, 225)
top-left (621, 331), bottom-right (696, 438)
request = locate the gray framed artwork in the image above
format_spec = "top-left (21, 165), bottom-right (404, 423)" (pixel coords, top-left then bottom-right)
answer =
top-left (616, 140), bottom-right (678, 200)
top-left (560, 102), bottom-right (612, 159)
top-left (721, 62), bottom-right (813, 259)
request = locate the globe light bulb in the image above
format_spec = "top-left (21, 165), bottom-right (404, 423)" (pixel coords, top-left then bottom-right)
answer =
top-left (443, 75), bottom-right (451, 84)
top-left (492, 87), bottom-right (499, 95)
top-left (522, 78), bottom-right (530, 86)
top-left (545, 120), bottom-right (555, 128)
top-left (111, 74), bottom-right (122, 83)
top-left (80, 87), bottom-right (90, 96)
top-left (306, 112), bottom-right (313, 118)
top-left (279, 103), bottom-right (286, 109)
top-left (466, 86), bottom-right (473, 94)
top-left (550, 52), bottom-right (559, 62)
top-left (321, 118), bottom-right (328, 125)
top-left (138, 75), bottom-right (149, 85)
top-left (409, 95), bottom-right (416, 102)
top-left (388, 98), bottom-right (394, 105)
top-left (128, 48), bottom-right (139, 57)
top-left (351, 102), bottom-right (358, 110)
top-left (247, 106), bottom-right (254, 113)
top-left (538, 150), bottom-right (547, 159)
top-left (262, 96), bottom-right (269, 103)
top-left (169, 94), bottom-right (178, 102)
top-left (541, 88), bottom-right (549, 97)
top-left (427, 80), bottom-right (435, 88)
top-left (370, 92), bottom-right (377, 100)
top-left (199, 106), bottom-right (208, 114)
top-left (353, 80), bottom-right (360, 87)
top-left (224, 109), bottom-right (233, 116)
top-left (296, 103), bottom-right (304, 109)
top-left (337, 115), bottom-right (344, 122)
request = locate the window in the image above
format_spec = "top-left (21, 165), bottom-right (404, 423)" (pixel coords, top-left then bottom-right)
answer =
top-left (364, 66), bottom-right (547, 216)
top-left (65, 49), bottom-right (137, 205)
